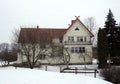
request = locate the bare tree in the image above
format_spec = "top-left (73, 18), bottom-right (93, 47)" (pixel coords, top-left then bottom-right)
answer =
top-left (62, 47), bottom-right (70, 68)
top-left (0, 43), bottom-right (9, 52)
top-left (84, 17), bottom-right (97, 32)
top-left (11, 28), bottom-right (20, 43)
top-left (0, 43), bottom-right (10, 65)
top-left (14, 28), bottom-right (52, 69)
top-left (11, 28), bottom-right (20, 54)
top-left (79, 49), bottom-right (92, 69)
top-left (84, 17), bottom-right (98, 46)
top-left (11, 43), bottom-right (20, 51)
top-left (47, 45), bottom-right (63, 64)
top-left (49, 45), bottom-right (71, 68)
top-left (20, 43), bottom-right (50, 69)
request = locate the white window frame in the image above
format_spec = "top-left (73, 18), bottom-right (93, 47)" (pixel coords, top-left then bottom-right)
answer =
top-left (68, 36), bottom-right (74, 42)
top-left (77, 36), bottom-right (87, 42)
top-left (71, 47), bottom-right (85, 53)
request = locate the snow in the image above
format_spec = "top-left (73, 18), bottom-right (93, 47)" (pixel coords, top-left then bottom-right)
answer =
top-left (92, 59), bottom-right (98, 64)
top-left (0, 67), bottom-right (112, 84)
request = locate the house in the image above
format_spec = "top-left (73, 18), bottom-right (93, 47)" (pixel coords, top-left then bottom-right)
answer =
top-left (17, 16), bottom-right (93, 65)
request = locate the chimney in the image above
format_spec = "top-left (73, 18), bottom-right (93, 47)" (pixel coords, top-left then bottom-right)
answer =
top-left (37, 25), bottom-right (39, 29)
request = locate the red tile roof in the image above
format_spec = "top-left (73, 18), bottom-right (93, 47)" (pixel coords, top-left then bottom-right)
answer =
top-left (18, 28), bottom-right (67, 43)
top-left (18, 17), bottom-right (93, 43)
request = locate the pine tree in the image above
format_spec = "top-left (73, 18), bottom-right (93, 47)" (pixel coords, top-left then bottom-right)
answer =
top-left (114, 26), bottom-right (120, 64)
top-left (105, 9), bottom-right (118, 64)
top-left (97, 28), bottom-right (108, 68)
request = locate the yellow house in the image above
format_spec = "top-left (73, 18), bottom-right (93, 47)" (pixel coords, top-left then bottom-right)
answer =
top-left (17, 17), bottom-right (93, 65)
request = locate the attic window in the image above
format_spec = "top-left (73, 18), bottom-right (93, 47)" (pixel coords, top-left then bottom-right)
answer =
top-left (75, 27), bottom-right (79, 31)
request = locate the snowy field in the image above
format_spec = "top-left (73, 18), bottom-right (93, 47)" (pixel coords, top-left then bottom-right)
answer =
top-left (0, 66), bottom-right (112, 84)
top-left (40, 65), bottom-right (98, 73)
top-left (38, 64), bottom-right (102, 78)
top-left (0, 59), bottom-right (112, 84)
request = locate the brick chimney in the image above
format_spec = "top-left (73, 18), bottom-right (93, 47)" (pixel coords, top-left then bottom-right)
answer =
top-left (37, 25), bottom-right (39, 29)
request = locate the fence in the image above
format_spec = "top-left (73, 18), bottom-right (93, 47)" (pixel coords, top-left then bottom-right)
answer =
top-left (42, 65), bottom-right (99, 78)
top-left (60, 67), bottom-right (99, 78)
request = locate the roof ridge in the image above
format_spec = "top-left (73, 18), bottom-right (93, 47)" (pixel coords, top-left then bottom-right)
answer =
top-left (21, 28), bottom-right (67, 30)
top-left (40, 28), bottom-right (67, 29)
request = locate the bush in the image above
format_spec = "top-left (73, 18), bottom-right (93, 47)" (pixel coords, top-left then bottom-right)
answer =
top-left (100, 66), bottom-right (120, 84)
top-left (2, 62), bottom-right (41, 69)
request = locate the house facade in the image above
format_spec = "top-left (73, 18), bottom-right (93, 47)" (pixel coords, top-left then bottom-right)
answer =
top-left (17, 17), bottom-right (93, 65)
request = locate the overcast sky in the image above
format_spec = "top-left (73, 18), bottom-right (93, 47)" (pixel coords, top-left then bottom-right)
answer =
top-left (0, 0), bottom-right (120, 43)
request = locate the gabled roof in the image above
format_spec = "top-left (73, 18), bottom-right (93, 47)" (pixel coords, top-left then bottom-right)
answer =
top-left (67, 17), bottom-right (94, 37)
top-left (18, 17), bottom-right (93, 43)
top-left (18, 27), bottom-right (67, 43)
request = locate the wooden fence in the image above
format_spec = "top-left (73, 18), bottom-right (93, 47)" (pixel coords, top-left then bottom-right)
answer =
top-left (60, 67), bottom-right (99, 78)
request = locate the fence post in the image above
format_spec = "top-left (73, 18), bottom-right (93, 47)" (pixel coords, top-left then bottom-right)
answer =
top-left (45, 66), bottom-right (47, 71)
top-left (75, 67), bottom-right (77, 74)
top-left (94, 69), bottom-right (97, 78)
top-left (60, 66), bottom-right (62, 73)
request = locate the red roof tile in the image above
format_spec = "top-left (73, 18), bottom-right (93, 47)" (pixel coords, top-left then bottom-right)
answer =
top-left (18, 17), bottom-right (93, 43)
top-left (18, 28), bottom-right (67, 43)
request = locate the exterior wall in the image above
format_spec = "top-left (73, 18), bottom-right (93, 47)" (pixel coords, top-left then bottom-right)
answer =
top-left (65, 45), bottom-right (92, 64)
top-left (62, 20), bottom-right (93, 64)
top-left (63, 20), bottom-right (91, 43)
top-left (17, 43), bottom-right (52, 64)
top-left (17, 19), bottom-right (93, 65)
top-left (17, 45), bottom-right (92, 64)
top-left (52, 38), bottom-right (60, 43)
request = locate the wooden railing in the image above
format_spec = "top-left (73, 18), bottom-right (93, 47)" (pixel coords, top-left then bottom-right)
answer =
top-left (64, 41), bottom-right (92, 45)
top-left (60, 67), bottom-right (99, 78)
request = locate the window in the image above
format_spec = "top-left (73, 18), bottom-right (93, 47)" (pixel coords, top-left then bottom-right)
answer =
top-left (81, 47), bottom-right (85, 53)
top-left (75, 27), bottom-right (79, 31)
top-left (59, 37), bottom-right (63, 43)
top-left (77, 36), bottom-right (83, 42)
top-left (39, 54), bottom-right (46, 60)
top-left (77, 36), bottom-right (87, 42)
top-left (68, 36), bottom-right (74, 42)
top-left (71, 47), bottom-right (85, 53)
top-left (79, 47), bottom-right (81, 52)
top-left (77, 37), bottom-right (80, 42)
top-left (75, 47), bottom-right (78, 53)
top-left (40, 44), bottom-right (46, 49)
top-left (71, 47), bottom-right (74, 53)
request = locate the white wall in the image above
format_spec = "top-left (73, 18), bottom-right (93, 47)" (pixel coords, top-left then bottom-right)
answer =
top-left (17, 19), bottom-right (93, 64)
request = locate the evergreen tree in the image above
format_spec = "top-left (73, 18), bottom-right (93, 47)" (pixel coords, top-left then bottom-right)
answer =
top-left (114, 26), bottom-right (120, 64)
top-left (116, 27), bottom-right (120, 56)
top-left (105, 9), bottom-right (116, 57)
top-left (105, 9), bottom-right (119, 64)
top-left (97, 28), bottom-right (108, 68)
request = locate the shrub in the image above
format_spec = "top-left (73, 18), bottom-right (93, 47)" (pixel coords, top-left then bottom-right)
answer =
top-left (100, 66), bottom-right (120, 84)
top-left (2, 62), bottom-right (41, 69)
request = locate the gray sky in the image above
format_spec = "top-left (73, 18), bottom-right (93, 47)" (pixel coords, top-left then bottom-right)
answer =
top-left (0, 0), bottom-right (120, 43)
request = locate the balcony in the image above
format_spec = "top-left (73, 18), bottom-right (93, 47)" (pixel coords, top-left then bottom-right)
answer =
top-left (64, 41), bottom-right (92, 45)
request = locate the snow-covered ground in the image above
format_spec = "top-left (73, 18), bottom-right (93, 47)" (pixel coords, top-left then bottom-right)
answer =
top-left (0, 66), bottom-right (112, 84)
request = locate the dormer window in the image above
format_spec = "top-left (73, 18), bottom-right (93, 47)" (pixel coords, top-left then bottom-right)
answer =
top-left (75, 27), bottom-right (79, 31)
